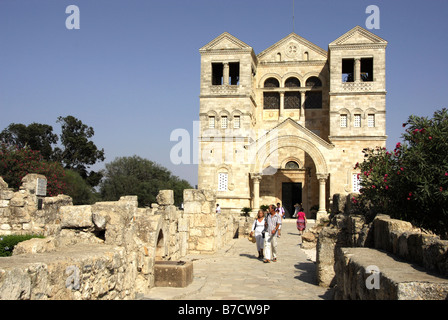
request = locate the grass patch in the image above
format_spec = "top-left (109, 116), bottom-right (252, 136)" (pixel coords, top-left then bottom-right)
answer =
top-left (0, 234), bottom-right (45, 257)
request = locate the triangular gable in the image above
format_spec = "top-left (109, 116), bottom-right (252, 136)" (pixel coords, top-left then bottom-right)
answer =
top-left (200, 32), bottom-right (253, 51)
top-left (257, 33), bottom-right (327, 62)
top-left (329, 26), bottom-right (387, 47)
top-left (249, 118), bottom-right (334, 151)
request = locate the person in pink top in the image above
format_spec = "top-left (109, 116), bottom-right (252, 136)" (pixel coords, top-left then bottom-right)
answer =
top-left (296, 207), bottom-right (307, 236)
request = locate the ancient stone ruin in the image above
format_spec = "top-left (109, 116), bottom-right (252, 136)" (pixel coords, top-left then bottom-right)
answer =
top-left (0, 174), bottom-right (250, 300)
top-left (316, 193), bottom-right (448, 300)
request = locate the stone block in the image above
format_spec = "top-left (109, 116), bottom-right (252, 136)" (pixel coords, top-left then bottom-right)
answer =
top-left (60, 205), bottom-right (94, 229)
top-left (0, 190), bottom-right (14, 200)
top-left (177, 217), bottom-right (189, 232)
top-left (373, 215), bottom-right (414, 252)
top-left (156, 190), bottom-right (174, 206)
top-left (0, 200), bottom-right (9, 208)
top-left (183, 201), bottom-right (202, 214)
top-left (0, 177), bottom-right (8, 189)
top-left (331, 193), bottom-right (347, 214)
top-left (334, 247), bottom-right (448, 300)
top-left (154, 261), bottom-right (193, 288)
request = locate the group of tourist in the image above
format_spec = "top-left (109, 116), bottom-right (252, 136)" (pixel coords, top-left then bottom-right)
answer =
top-left (250, 203), bottom-right (307, 263)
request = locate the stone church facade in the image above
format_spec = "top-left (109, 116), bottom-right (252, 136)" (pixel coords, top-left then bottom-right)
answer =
top-left (197, 26), bottom-right (387, 218)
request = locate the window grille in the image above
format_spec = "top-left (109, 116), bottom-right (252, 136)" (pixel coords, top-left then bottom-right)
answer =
top-left (209, 116), bottom-right (215, 129)
top-left (353, 174), bottom-right (362, 193)
top-left (233, 116), bottom-right (240, 128)
top-left (340, 114), bottom-right (347, 128)
top-left (218, 173), bottom-right (228, 191)
top-left (354, 114), bottom-right (361, 128)
top-left (285, 92), bottom-right (301, 109)
top-left (368, 114), bottom-right (375, 128)
top-left (221, 116), bottom-right (228, 129)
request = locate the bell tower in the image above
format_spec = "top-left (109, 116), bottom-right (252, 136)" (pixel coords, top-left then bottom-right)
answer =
top-left (197, 32), bottom-right (258, 211)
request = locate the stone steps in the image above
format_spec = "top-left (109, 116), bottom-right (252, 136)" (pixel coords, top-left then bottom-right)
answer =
top-left (334, 247), bottom-right (448, 300)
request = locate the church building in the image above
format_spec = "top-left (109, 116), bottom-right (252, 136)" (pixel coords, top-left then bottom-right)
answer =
top-left (197, 26), bottom-right (387, 218)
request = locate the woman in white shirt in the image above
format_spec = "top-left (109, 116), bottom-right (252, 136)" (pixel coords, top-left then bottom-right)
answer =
top-left (250, 210), bottom-right (266, 259)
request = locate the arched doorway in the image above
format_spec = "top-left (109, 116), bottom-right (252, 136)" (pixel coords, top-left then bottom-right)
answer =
top-left (249, 130), bottom-right (331, 218)
top-left (155, 230), bottom-right (165, 261)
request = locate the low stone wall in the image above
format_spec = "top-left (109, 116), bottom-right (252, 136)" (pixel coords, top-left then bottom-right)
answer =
top-left (0, 244), bottom-right (136, 300)
top-left (0, 174), bottom-right (241, 300)
top-left (317, 193), bottom-right (448, 298)
top-left (0, 175), bottom-right (72, 235)
top-left (334, 247), bottom-right (448, 300)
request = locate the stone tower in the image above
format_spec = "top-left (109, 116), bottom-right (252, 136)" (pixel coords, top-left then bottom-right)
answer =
top-left (198, 26), bottom-right (387, 217)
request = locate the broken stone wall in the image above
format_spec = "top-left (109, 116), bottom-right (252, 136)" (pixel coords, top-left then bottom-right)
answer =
top-left (0, 177), bottom-right (241, 299)
top-left (316, 193), bottom-right (448, 288)
top-left (0, 175), bottom-right (71, 236)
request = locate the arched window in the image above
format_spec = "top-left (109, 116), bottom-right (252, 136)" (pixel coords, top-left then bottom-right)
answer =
top-left (264, 77), bottom-right (280, 88)
top-left (305, 91), bottom-right (322, 109)
top-left (303, 51), bottom-right (309, 61)
top-left (263, 92), bottom-right (280, 109)
top-left (285, 77), bottom-right (301, 88)
top-left (284, 92), bottom-right (301, 109)
top-left (285, 161), bottom-right (300, 169)
top-left (306, 76), bottom-right (322, 88)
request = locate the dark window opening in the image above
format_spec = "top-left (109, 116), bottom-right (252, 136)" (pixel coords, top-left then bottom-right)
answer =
top-left (285, 77), bottom-right (301, 88)
top-left (285, 161), bottom-right (300, 169)
top-left (264, 77), bottom-right (280, 88)
top-left (306, 76), bottom-right (322, 88)
top-left (342, 58), bottom-right (354, 82)
top-left (263, 92), bottom-right (280, 109)
top-left (361, 58), bottom-right (373, 82)
top-left (305, 91), bottom-right (322, 109)
top-left (229, 62), bottom-right (240, 85)
top-left (212, 63), bottom-right (223, 85)
top-left (285, 92), bottom-right (301, 109)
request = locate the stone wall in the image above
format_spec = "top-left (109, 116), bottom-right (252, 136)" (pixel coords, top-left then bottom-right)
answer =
top-left (317, 193), bottom-right (448, 290)
top-left (0, 175), bottom-right (72, 236)
top-left (0, 174), bottom-right (242, 299)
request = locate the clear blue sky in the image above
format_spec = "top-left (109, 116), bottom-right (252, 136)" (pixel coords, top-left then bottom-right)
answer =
top-left (1, 0), bottom-right (447, 186)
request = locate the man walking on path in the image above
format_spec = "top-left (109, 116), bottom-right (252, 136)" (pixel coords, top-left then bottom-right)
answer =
top-left (264, 204), bottom-right (282, 263)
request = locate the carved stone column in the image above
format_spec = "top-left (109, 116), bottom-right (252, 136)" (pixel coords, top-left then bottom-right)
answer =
top-left (250, 173), bottom-right (262, 212)
top-left (223, 62), bottom-right (229, 85)
top-left (316, 173), bottom-right (329, 224)
top-left (279, 91), bottom-right (285, 121)
top-left (354, 58), bottom-right (361, 82)
top-left (300, 91), bottom-right (306, 123)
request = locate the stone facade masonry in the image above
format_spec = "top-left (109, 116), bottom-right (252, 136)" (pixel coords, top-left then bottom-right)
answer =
top-left (198, 26), bottom-right (387, 218)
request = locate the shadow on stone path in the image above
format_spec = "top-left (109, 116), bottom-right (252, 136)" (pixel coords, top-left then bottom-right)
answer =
top-left (142, 220), bottom-right (333, 300)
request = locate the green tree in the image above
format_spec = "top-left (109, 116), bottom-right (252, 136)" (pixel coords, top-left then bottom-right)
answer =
top-left (100, 155), bottom-right (192, 207)
top-left (62, 169), bottom-right (100, 205)
top-left (54, 116), bottom-right (105, 187)
top-left (355, 108), bottom-right (448, 238)
top-left (0, 123), bottom-right (58, 160)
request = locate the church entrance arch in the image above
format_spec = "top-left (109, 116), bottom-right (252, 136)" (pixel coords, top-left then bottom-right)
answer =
top-left (250, 135), bottom-right (330, 218)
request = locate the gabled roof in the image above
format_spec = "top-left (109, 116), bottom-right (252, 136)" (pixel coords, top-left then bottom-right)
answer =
top-left (199, 32), bottom-right (253, 52)
top-left (257, 33), bottom-right (327, 61)
top-left (249, 118), bottom-right (334, 151)
top-left (329, 25), bottom-right (387, 47)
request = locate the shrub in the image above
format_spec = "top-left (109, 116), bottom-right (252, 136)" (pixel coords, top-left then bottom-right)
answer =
top-left (0, 144), bottom-right (67, 196)
top-left (241, 207), bottom-right (252, 217)
top-left (0, 234), bottom-right (45, 257)
top-left (355, 108), bottom-right (448, 238)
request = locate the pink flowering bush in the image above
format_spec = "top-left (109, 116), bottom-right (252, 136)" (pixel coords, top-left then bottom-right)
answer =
top-left (354, 109), bottom-right (448, 238)
top-left (0, 144), bottom-right (67, 196)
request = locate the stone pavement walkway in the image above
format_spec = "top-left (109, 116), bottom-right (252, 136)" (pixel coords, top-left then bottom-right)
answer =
top-left (142, 220), bottom-right (333, 300)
